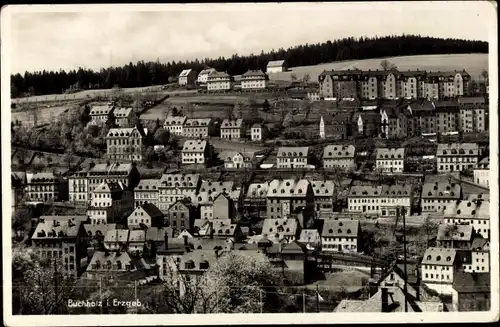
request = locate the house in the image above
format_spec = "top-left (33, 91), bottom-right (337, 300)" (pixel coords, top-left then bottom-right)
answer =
top-left (87, 181), bottom-right (134, 225)
top-left (212, 192), bottom-right (235, 221)
top-left (435, 100), bottom-right (460, 135)
top-left (220, 118), bottom-right (245, 140)
top-left (181, 139), bottom-right (211, 165)
top-left (398, 70), bottom-right (427, 99)
top-left (310, 180), bottom-right (335, 213)
top-left (89, 104), bottom-right (114, 125)
top-left (473, 157), bottom-right (489, 188)
top-left (443, 199), bottom-right (490, 239)
top-left (82, 223), bottom-right (116, 249)
top-left (374, 184), bottom-right (412, 217)
top-left (210, 220), bottom-right (243, 241)
top-left (431, 70), bottom-right (471, 99)
top-left (196, 181), bottom-right (237, 219)
top-left (68, 166), bottom-right (91, 205)
top-left (466, 238), bottom-right (489, 273)
top-left (318, 70), bottom-right (362, 99)
top-left (177, 250), bottom-right (219, 296)
top-left (128, 229), bottom-right (146, 255)
top-left (240, 70), bottom-right (268, 89)
top-left (436, 143), bottom-right (479, 173)
top-left (178, 69), bottom-right (197, 87)
top-left (106, 127), bottom-right (147, 162)
top-left (196, 68), bottom-right (217, 87)
top-left (421, 181), bottom-right (461, 213)
top-left (451, 272), bottom-right (490, 311)
top-left (25, 171), bottom-right (67, 203)
top-left (347, 185), bottom-right (383, 216)
top-left (328, 112), bottom-right (351, 140)
top-left (220, 151), bottom-right (254, 169)
top-left (280, 241), bottom-right (309, 284)
top-left (323, 144), bottom-right (356, 170)
top-left (31, 219), bottom-right (87, 277)
top-left (244, 182), bottom-right (270, 218)
top-left (298, 229), bottom-right (322, 251)
top-left (113, 107), bottom-right (137, 128)
top-left (158, 173), bottom-right (201, 212)
top-left (266, 179), bottom-right (314, 220)
top-left (261, 218), bottom-right (300, 243)
top-left (134, 179), bottom-right (159, 208)
top-left (167, 198), bottom-right (197, 231)
top-left (407, 99), bottom-right (436, 136)
top-left (421, 247), bottom-right (460, 295)
top-left (376, 148), bottom-right (405, 173)
top-left (86, 162), bottom-right (140, 195)
top-left (207, 71), bottom-right (234, 91)
top-left (351, 111), bottom-right (381, 138)
top-left (436, 223), bottom-right (474, 249)
top-left (104, 229), bottom-right (130, 252)
top-left (182, 118), bottom-right (216, 138)
top-left (163, 116), bottom-right (187, 136)
top-left (320, 219), bottom-right (360, 253)
top-left (266, 60), bottom-right (286, 74)
top-left (380, 105), bottom-right (410, 139)
top-left (85, 250), bottom-right (152, 281)
top-left (250, 123), bottom-right (269, 141)
top-left (457, 96), bottom-right (487, 133)
top-left (307, 90), bottom-right (321, 101)
top-left (276, 147), bottom-right (310, 169)
top-left (127, 203), bottom-right (164, 230)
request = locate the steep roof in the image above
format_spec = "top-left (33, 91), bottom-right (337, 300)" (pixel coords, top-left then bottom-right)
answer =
top-left (422, 247), bottom-right (457, 266)
top-left (135, 179), bottom-right (159, 191)
top-left (146, 227), bottom-right (174, 242)
top-left (208, 71), bottom-right (232, 79)
top-left (198, 68), bottom-right (217, 76)
top-left (83, 223), bottom-right (117, 237)
top-left (104, 229), bottom-right (130, 243)
top-left (267, 60), bottom-right (285, 68)
top-left (159, 173), bottom-right (200, 188)
top-left (437, 223), bottom-right (473, 242)
top-left (443, 200), bottom-right (489, 218)
top-left (89, 104), bottom-right (113, 115)
top-left (277, 147), bottom-right (309, 158)
top-left (457, 96), bottom-right (486, 106)
top-left (376, 148), bottom-right (405, 160)
top-left (321, 219), bottom-right (359, 237)
top-left (471, 237), bottom-right (489, 251)
top-left (422, 182), bottom-right (461, 199)
top-left (139, 203), bottom-right (164, 218)
top-left (310, 180), bottom-right (335, 197)
top-left (184, 118), bottom-right (212, 127)
top-left (453, 272), bottom-right (490, 293)
top-left (436, 143), bottom-right (479, 156)
top-left (32, 220), bottom-right (82, 239)
top-left (107, 127), bottom-right (145, 138)
top-left (179, 69), bottom-right (193, 77)
top-left (39, 215), bottom-right (88, 223)
top-left (281, 240), bottom-right (308, 254)
top-left (298, 229), bottom-right (321, 243)
top-left (262, 218), bottom-right (299, 238)
top-left (380, 184), bottom-right (412, 197)
top-left (267, 179), bottom-right (310, 198)
top-left (113, 107), bottom-right (133, 118)
top-left (179, 249), bottom-right (218, 271)
top-left (241, 69), bottom-right (267, 78)
top-left (182, 139), bottom-right (207, 152)
top-left (349, 185), bottom-right (383, 197)
top-left (246, 182), bottom-right (270, 199)
top-left (88, 251), bottom-right (132, 268)
top-left (323, 144), bottom-right (355, 159)
top-left (164, 116), bottom-right (187, 126)
top-left (221, 118), bottom-right (243, 129)
top-left (88, 162), bottom-right (133, 175)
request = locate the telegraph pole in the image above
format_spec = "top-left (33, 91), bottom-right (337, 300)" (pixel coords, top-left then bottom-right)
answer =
top-left (53, 258), bottom-right (58, 314)
top-left (401, 206), bottom-right (408, 313)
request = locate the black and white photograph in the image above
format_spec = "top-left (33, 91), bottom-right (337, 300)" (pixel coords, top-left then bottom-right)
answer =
top-left (1, 2), bottom-right (498, 326)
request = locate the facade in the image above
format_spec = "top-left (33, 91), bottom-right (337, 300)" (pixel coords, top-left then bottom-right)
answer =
top-left (443, 199), bottom-right (490, 239)
top-left (266, 60), bottom-right (286, 74)
top-left (163, 116), bottom-right (187, 136)
top-left (182, 118), bottom-right (215, 138)
top-left (298, 229), bottom-right (322, 251)
top-left (158, 173), bottom-right (201, 212)
top-left (212, 192), bottom-right (235, 221)
top-left (85, 251), bottom-right (137, 280)
top-left (435, 101), bottom-right (460, 135)
top-left (321, 219), bottom-right (360, 253)
top-left (127, 203), bottom-right (164, 229)
top-left (106, 127), bottom-right (147, 162)
top-left (134, 178), bottom-right (159, 208)
top-left (181, 139), bottom-right (211, 165)
top-left (421, 181), bottom-right (461, 213)
top-left (379, 184), bottom-right (413, 217)
top-left (89, 104), bottom-right (113, 125)
top-left (167, 199), bottom-right (196, 230)
top-left (436, 143), bottom-right (479, 173)
top-left (68, 168), bottom-right (90, 205)
top-left (128, 230), bottom-right (146, 255)
top-left (380, 106), bottom-right (410, 139)
top-left (467, 238), bottom-right (490, 273)
top-left (452, 272), bottom-right (490, 312)
top-left (87, 162), bottom-right (140, 195)
top-left (352, 111), bottom-right (381, 137)
top-left (104, 229), bottom-right (130, 251)
top-left (207, 71), bottom-right (234, 91)
top-left (222, 151), bottom-right (253, 169)
top-left (311, 180), bottom-right (335, 213)
top-left (87, 181), bottom-right (134, 225)
top-left (240, 70), bottom-right (268, 89)
top-left (250, 123), bottom-right (269, 141)
top-left (318, 70), bottom-right (362, 99)
top-left (220, 118), bottom-right (245, 140)
top-left (436, 223), bottom-right (474, 249)
top-left (458, 97), bottom-right (487, 133)
top-left (113, 107), bottom-right (137, 128)
top-left (178, 69), bottom-right (197, 87)
top-left (421, 247), bottom-right (459, 295)
top-left (244, 182), bottom-right (270, 218)
top-left (473, 157), bottom-right (490, 188)
top-left (276, 147), bottom-right (310, 169)
top-left (25, 172), bottom-right (66, 202)
top-left (376, 148), bottom-right (405, 173)
top-left (266, 179), bottom-right (314, 220)
top-left (31, 219), bottom-right (87, 277)
top-left (347, 185), bottom-right (382, 215)
top-left (407, 100), bottom-right (436, 136)
top-left (196, 68), bottom-right (217, 86)
top-left (323, 144), bottom-right (356, 170)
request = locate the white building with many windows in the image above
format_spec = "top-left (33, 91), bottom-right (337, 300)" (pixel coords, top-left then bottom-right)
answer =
top-left (323, 144), bottom-right (356, 169)
top-left (158, 173), bottom-right (200, 213)
top-left (421, 247), bottom-right (459, 295)
top-left (207, 71), bottom-right (234, 91)
top-left (347, 185), bottom-right (382, 215)
top-left (196, 68), bottom-right (216, 86)
top-left (181, 140), bottom-right (210, 165)
top-left (421, 181), bottom-right (461, 213)
top-left (276, 147), bottom-right (310, 169)
top-left (443, 199), bottom-right (490, 239)
top-left (436, 143), bottom-right (479, 173)
top-left (133, 179), bottom-right (159, 208)
top-left (473, 157), bottom-right (490, 188)
top-left (240, 70), bottom-right (268, 89)
top-left (163, 116), bottom-right (187, 136)
top-left (376, 148), bottom-right (405, 173)
top-left (87, 182), bottom-right (134, 225)
top-left (320, 219), bottom-right (360, 253)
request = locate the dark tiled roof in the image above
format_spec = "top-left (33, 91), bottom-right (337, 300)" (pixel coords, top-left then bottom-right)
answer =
top-left (453, 272), bottom-right (490, 293)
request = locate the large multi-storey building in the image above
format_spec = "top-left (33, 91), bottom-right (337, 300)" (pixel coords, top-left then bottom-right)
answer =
top-left (266, 179), bottom-right (314, 220)
top-left (473, 157), bottom-right (490, 188)
top-left (321, 219), bottom-right (360, 253)
top-left (113, 107), bottom-right (137, 128)
top-left (25, 172), bottom-right (67, 202)
top-left (436, 143), bottom-right (479, 173)
top-left (240, 70), bottom-right (268, 89)
top-left (347, 185), bottom-right (382, 215)
top-left (310, 180), bottom-right (335, 213)
top-left (158, 173), bottom-right (201, 212)
top-left (435, 100), bottom-right (460, 135)
top-left (167, 199), bottom-right (197, 230)
top-left (322, 144), bottom-right (356, 170)
top-left (458, 97), bottom-right (488, 133)
top-left (182, 118), bottom-right (216, 138)
top-left (68, 167), bottom-right (91, 205)
top-left (87, 181), bottom-right (134, 225)
top-left (380, 105), bottom-right (410, 139)
top-left (196, 68), bottom-right (216, 86)
top-left (443, 199), bottom-right (490, 239)
top-left (348, 184), bottom-right (412, 217)
top-left (376, 148), bottom-right (405, 173)
top-left (89, 104), bottom-right (114, 125)
top-left (276, 147), bottom-right (310, 169)
top-left (398, 70), bottom-right (426, 99)
top-left (106, 127), bottom-right (147, 162)
top-left (318, 70), bottom-right (362, 99)
top-left (261, 218), bottom-right (300, 243)
top-left (207, 71), bottom-right (234, 91)
top-left (421, 247), bottom-right (460, 295)
top-left (181, 139), bottom-right (212, 165)
top-left (220, 119), bottom-right (246, 140)
top-left (407, 99), bottom-right (436, 136)
top-left (421, 181), bottom-right (461, 213)
top-left (87, 162), bottom-right (140, 195)
top-left (31, 219), bottom-right (87, 277)
top-left (163, 116), bottom-right (187, 136)
top-left (178, 69), bottom-right (197, 87)
top-left (222, 151), bottom-right (254, 169)
top-left (134, 178), bottom-right (159, 208)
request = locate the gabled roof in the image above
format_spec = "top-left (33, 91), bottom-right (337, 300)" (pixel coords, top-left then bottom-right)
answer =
top-left (39, 215), bottom-right (88, 223)
top-left (107, 127), bottom-right (145, 138)
top-left (199, 180), bottom-right (234, 195)
top-left (135, 179), bottom-right (159, 191)
top-left (422, 247), bottom-right (456, 266)
top-left (380, 184), bottom-right (412, 197)
top-left (323, 145), bottom-right (355, 159)
top-left (349, 185), bottom-right (383, 197)
top-left (88, 162), bottom-right (133, 175)
top-left (159, 173), bottom-right (200, 188)
top-left (376, 148), bottom-right (405, 160)
top-left (310, 180), bottom-right (335, 197)
top-left (219, 151), bottom-right (253, 163)
top-left (241, 69), bottom-right (267, 78)
top-left (471, 237), bottom-right (489, 251)
top-left (457, 96), bottom-right (486, 106)
top-left (146, 227), bottom-right (174, 242)
top-left (104, 229), bottom-right (130, 243)
top-left (83, 223), bottom-right (116, 237)
top-left (221, 118), bottom-right (243, 129)
top-left (164, 116), bottom-right (187, 126)
top-left (262, 218), bottom-right (299, 238)
top-left (198, 68), bottom-right (217, 76)
top-left (137, 203), bottom-right (164, 219)
top-left (437, 223), bottom-right (473, 242)
top-left (179, 69), bottom-right (193, 77)
top-left (207, 71), bottom-right (232, 79)
top-left (113, 107), bottom-right (133, 118)
top-left (246, 182), bottom-right (270, 199)
top-left (422, 182), bottom-right (461, 199)
top-left (267, 179), bottom-right (310, 198)
top-left (282, 240), bottom-right (308, 254)
top-left (321, 219), bottom-right (359, 237)
top-left (88, 251), bottom-right (132, 269)
top-left (184, 118), bottom-right (212, 127)
top-left (93, 181), bottom-right (125, 194)
top-left (32, 220), bottom-right (82, 239)
top-left (277, 147), bottom-right (309, 158)
top-left (298, 229), bottom-right (321, 243)
top-left (443, 200), bottom-right (489, 218)
top-left (182, 139), bottom-right (207, 152)
top-left (267, 60), bottom-right (285, 68)
top-left (89, 104), bottom-right (113, 116)
top-left (453, 272), bottom-right (490, 293)
top-left (129, 230), bottom-right (146, 242)
top-left (179, 249), bottom-right (218, 271)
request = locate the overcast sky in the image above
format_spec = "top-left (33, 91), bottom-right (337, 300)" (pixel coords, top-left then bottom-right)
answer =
top-left (6, 2), bottom-right (494, 74)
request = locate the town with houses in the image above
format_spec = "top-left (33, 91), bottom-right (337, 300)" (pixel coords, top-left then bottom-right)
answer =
top-left (11, 58), bottom-right (492, 314)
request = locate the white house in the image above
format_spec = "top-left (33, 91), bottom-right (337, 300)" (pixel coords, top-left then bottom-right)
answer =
top-left (240, 70), bottom-right (268, 90)
top-left (436, 143), bottom-right (479, 173)
top-left (250, 123), bottom-right (268, 141)
top-left (87, 181), bottom-right (134, 225)
top-left (421, 247), bottom-right (458, 295)
top-left (473, 157), bottom-right (489, 188)
top-left (376, 148), bottom-right (405, 173)
top-left (181, 140), bottom-right (210, 165)
top-left (323, 144), bottom-right (356, 169)
top-left (207, 71), bottom-right (234, 91)
top-left (321, 219), bottom-right (360, 253)
top-left (220, 151), bottom-right (253, 169)
top-left (266, 60), bottom-right (286, 74)
top-left (276, 147), bottom-right (310, 169)
top-left (178, 69), bottom-right (196, 87)
top-left (197, 68), bottom-right (217, 86)
top-left (163, 116), bottom-right (187, 136)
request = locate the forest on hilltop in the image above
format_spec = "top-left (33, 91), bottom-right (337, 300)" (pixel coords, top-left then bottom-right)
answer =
top-left (11, 34), bottom-right (488, 98)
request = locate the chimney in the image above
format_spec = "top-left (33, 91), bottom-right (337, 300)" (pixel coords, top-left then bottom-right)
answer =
top-left (381, 287), bottom-right (390, 312)
top-left (164, 231), bottom-right (169, 249)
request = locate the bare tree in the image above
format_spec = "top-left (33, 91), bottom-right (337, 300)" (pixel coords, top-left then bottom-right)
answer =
top-left (380, 60), bottom-right (397, 71)
top-left (481, 69), bottom-right (489, 85)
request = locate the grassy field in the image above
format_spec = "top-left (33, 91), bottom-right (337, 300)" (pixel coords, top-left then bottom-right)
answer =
top-left (268, 53), bottom-right (488, 82)
top-left (11, 103), bottom-right (77, 125)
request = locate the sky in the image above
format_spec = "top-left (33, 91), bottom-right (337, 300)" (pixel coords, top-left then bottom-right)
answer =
top-left (5, 2), bottom-right (495, 74)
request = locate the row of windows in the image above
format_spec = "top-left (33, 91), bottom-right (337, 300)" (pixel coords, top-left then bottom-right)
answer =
top-left (424, 274), bottom-right (450, 280)
top-left (323, 244), bottom-right (357, 249)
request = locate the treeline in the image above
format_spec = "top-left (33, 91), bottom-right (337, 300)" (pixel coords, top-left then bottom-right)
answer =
top-left (11, 34), bottom-right (488, 98)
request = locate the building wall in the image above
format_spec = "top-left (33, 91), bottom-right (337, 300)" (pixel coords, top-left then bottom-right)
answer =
top-left (183, 126), bottom-right (209, 138)
top-left (473, 168), bottom-right (489, 188)
top-left (182, 151), bottom-right (206, 164)
top-left (267, 66), bottom-right (285, 74)
top-left (251, 127), bottom-right (262, 141)
top-left (241, 78), bottom-right (267, 89)
top-left (323, 158), bottom-right (355, 169)
top-left (421, 264), bottom-right (454, 295)
top-left (463, 250), bottom-right (490, 273)
top-left (134, 190), bottom-right (159, 208)
top-left (376, 159), bottom-right (404, 172)
top-left (348, 197), bottom-right (380, 215)
top-left (207, 81), bottom-right (233, 91)
top-left (69, 177), bottom-right (88, 204)
top-left (159, 188), bottom-right (196, 212)
top-left (106, 135), bottom-right (144, 162)
top-left (277, 157), bottom-right (308, 169)
top-left (213, 197), bottom-right (231, 220)
top-left (168, 205), bottom-right (191, 230)
top-left (165, 124), bottom-right (184, 136)
top-left (437, 156), bottom-right (478, 173)
top-left (422, 198), bottom-right (456, 213)
top-left (221, 127), bottom-right (243, 140)
top-left (321, 236), bottom-right (359, 253)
